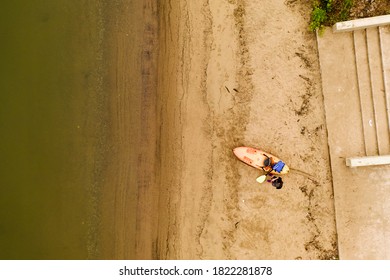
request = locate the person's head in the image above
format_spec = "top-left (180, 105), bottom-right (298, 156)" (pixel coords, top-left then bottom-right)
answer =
top-left (272, 177), bottom-right (283, 189)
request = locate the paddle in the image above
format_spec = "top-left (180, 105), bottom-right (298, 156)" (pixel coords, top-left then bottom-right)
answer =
top-left (256, 175), bottom-right (267, 184)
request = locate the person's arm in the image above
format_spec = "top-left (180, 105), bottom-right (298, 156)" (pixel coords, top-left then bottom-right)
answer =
top-left (262, 165), bottom-right (272, 173)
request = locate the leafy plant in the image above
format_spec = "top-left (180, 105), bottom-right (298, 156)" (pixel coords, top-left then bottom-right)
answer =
top-left (309, 7), bottom-right (328, 32)
top-left (309, 0), bottom-right (333, 32)
top-left (309, 0), bottom-right (354, 32)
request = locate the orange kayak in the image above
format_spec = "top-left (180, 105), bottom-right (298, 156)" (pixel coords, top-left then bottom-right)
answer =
top-left (233, 146), bottom-right (289, 175)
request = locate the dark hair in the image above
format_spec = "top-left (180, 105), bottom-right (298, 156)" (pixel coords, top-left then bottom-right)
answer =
top-left (272, 177), bottom-right (283, 189)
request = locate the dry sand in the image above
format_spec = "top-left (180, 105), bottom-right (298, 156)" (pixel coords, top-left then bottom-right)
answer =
top-left (99, 0), bottom-right (338, 260)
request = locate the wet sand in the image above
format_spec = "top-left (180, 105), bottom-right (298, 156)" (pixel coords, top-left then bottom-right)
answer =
top-left (98, 1), bottom-right (159, 259)
top-left (100, 0), bottom-right (338, 260)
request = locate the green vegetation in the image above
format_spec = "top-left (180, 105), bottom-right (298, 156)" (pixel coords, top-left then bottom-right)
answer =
top-left (309, 0), bottom-right (354, 32)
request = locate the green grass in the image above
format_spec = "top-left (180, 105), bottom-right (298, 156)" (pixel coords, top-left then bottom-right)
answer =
top-left (309, 0), bottom-right (354, 32)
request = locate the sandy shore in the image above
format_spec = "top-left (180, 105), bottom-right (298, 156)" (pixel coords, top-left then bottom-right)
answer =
top-left (99, 0), bottom-right (338, 260)
top-left (156, 0), bottom-right (338, 260)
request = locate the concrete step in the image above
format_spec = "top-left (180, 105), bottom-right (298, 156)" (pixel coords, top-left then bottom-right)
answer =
top-left (379, 26), bottom-right (390, 148)
top-left (317, 30), bottom-right (365, 158)
top-left (353, 29), bottom-right (378, 155)
top-left (367, 27), bottom-right (390, 155)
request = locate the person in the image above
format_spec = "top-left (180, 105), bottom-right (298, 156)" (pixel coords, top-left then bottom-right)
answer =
top-left (262, 154), bottom-right (275, 173)
top-left (267, 175), bottom-right (283, 189)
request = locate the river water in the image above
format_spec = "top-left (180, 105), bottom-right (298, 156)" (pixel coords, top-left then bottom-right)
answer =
top-left (0, 0), bottom-right (106, 259)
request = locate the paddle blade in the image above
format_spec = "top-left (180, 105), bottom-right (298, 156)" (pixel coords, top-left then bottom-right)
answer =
top-left (256, 175), bottom-right (267, 184)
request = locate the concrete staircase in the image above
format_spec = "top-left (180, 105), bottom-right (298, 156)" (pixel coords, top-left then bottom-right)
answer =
top-left (353, 26), bottom-right (390, 156)
top-left (317, 18), bottom-right (390, 259)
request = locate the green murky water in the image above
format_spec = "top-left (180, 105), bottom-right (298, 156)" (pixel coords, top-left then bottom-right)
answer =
top-left (0, 1), bottom-right (106, 259)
